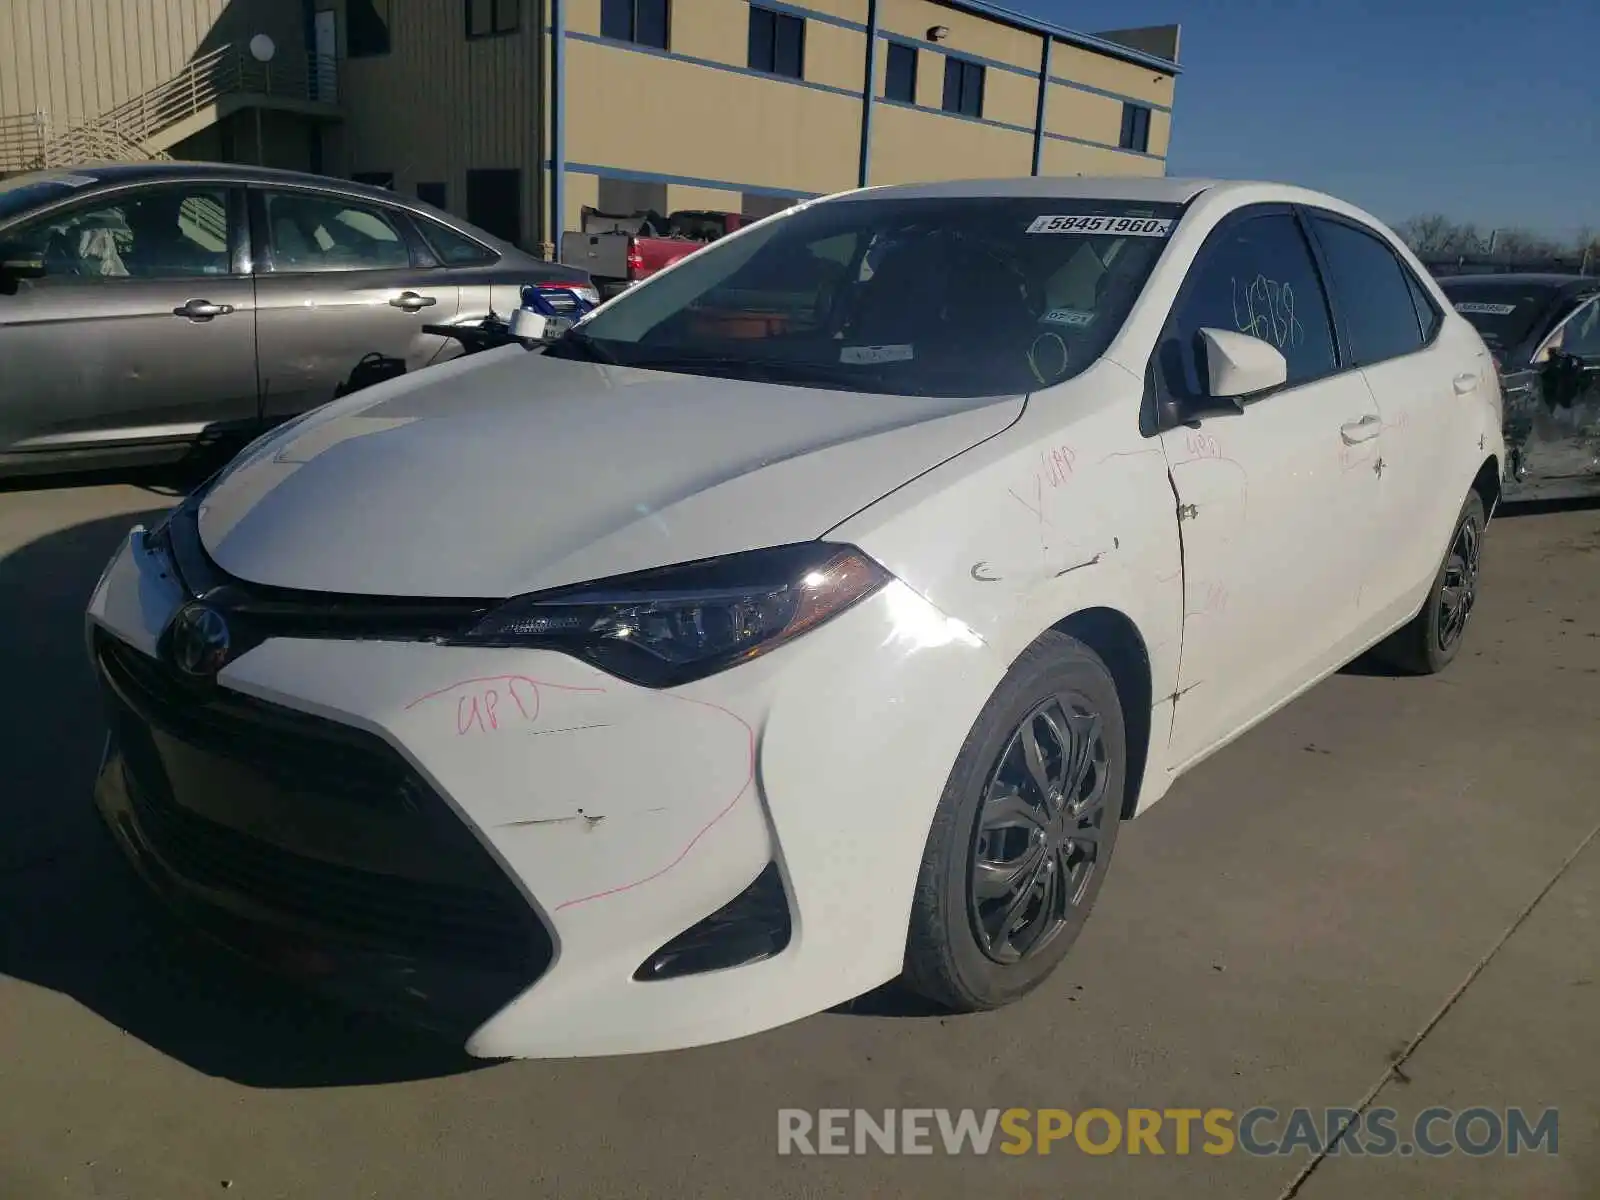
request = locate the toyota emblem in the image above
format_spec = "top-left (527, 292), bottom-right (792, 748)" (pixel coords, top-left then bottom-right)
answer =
top-left (166, 602), bottom-right (232, 677)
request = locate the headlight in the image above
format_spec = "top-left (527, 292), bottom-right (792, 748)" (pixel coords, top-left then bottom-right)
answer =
top-left (455, 543), bottom-right (891, 687)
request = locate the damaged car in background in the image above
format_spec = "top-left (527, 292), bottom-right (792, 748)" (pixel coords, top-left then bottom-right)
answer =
top-left (87, 177), bottom-right (1503, 1060)
top-left (1439, 273), bottom-right (1600, 501)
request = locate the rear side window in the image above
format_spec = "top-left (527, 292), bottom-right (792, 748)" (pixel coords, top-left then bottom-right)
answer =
top-left (1309, 216), bottom-right (1424, 364)
top-left (419, 218), bottom-right (498, 266)
top-left (262, 191), bottom-right (410, 272)
top-left (1160, 212), bottom-right (1338, 395)
top-left (1404, 269), bottom-right (1440, 343)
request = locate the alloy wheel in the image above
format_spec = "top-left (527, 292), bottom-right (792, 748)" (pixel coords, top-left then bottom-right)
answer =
top-left (1437, 515), bottom-right (1482, 653)
top-left (968, 694), bottom-right (1111, 965)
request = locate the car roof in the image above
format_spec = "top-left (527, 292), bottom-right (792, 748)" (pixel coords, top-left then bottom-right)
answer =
top-left (17, 159), bottom-right (404, 202)
top-left (826, 176), bottom-right (1415, 237)
top-left (1437, 273), bottom-right (1598, 296)
top-left (839, 176), bottom-right (1224, 204)
top-left (0, 160), bottom-right (527, 258)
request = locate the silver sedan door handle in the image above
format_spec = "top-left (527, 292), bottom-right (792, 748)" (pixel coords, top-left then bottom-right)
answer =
top-left (390, 291), bottom-right (438, 312)
top-left (1340, 414), bottom-right (1382, 445)
top-left (173, 298), bottom-right (234, 320)
top-left (1453, 372), bottom-right (1479, 394)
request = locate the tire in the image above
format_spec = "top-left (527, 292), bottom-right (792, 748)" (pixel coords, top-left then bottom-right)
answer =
top-left (1372, 490), bottom-right (1487, 675)
top-left (903, 631), bottom-right (1126, 1012)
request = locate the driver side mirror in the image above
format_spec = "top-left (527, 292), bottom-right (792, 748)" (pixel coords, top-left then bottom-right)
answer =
top-left (0, 241), bottom-right (46, 290)
top-left (1198, 327), bottom-right (1287, 403)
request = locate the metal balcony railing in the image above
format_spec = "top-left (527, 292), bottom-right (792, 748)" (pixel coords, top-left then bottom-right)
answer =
top-left (0, 44), bottom-right (339, 172)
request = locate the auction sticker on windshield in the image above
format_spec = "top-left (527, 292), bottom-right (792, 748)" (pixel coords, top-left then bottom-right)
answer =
top-left (1027, 215), bottom-right (1173, 236)
top-left (1454, 302), bottom-right (1518, 316)
top-left (1041, 308), bottom-right (1096, 327)
top-left (841, 344), bottom-right (915, 364)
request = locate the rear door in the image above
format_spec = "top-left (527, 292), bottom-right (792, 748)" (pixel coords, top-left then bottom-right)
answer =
top-left (1304, 212), bottom-right (1470, 614)
top-left (0, 181), bottom-right (256, 456)
top-left (250, 186), bottom-right (460, 420)
top-left (1155, 207), bottom-right (1384, 769)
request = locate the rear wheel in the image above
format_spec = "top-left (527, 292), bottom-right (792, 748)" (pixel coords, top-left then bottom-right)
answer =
top-left (1373, 490), bottom-right (1486, 675)
top-left (903, 632), bottom-right (1125, 1011)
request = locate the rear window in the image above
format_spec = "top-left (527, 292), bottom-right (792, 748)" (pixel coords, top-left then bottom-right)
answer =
top-left (545, 196), bottom-right (1185, 397)
top-left (419, 218), bottom-right (498, 266)
top-left (1440, 285), bottom-right (1558, 354)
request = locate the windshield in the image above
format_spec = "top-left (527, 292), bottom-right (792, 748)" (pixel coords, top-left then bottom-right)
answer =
top-left (0, 171), bottom-right (102, 227)
top-left (1441, 283), bottom-right (1564, 356)
top-left (545, 195), bottom-right (1185, 397)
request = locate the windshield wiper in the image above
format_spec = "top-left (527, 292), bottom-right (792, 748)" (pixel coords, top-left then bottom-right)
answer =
top-left (625, 353), bottom-right (918, 392)
top-left (543, 329), bottom-right (619, 365)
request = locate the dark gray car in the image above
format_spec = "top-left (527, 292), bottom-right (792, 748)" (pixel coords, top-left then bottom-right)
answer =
top-left (0, 162), bottom-right (594, 477)
top-left (1438, 273), bottom-right (1600, 502)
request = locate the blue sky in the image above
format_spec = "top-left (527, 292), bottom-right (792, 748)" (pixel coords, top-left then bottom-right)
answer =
top-left (1031, 0), bottom-right (1599, 240)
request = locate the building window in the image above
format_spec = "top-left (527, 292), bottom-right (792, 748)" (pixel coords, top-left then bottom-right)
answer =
top-left (417, 182), bottom-right (448, 208)
top-left (466, 168), bottom-right (522, 244)
top-left (941, 56), bottom-right (984, 118)
top-left (465, 0), bottom-right (518, 39)
top-left (884, 41), bottom-right (917, 103)
top-left (748, 5), bottom-right (804, 80)
top-left (1120, 103), bottom-right (1151, 152)
top-left (601, 0), bottom-right (669, 49)
top-left (347, 0), bottom-right (391, 57)
top-left (352, 171), bottom-right (395, 189)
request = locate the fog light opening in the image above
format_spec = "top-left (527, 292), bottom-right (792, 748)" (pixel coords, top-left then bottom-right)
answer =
top-left (634, 862), bottom-right (792, 981)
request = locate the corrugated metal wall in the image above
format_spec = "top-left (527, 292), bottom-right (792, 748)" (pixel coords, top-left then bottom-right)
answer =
top-left (0, 0), bottom-right (306, 126)
top-left (318, 0), bottom-right (543, 248)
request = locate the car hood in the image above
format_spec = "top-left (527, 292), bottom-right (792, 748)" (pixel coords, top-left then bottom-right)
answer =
top-left (198, 348), bottom-right (1024, 598)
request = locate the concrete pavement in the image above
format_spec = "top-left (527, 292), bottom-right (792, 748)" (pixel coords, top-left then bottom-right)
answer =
top-left (0, 480), bottom-right (1595, 1199)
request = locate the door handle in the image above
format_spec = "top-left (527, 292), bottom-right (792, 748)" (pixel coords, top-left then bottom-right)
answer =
top-left (173, 298), bottom-right (234, 320)
top-left (1339, 414), bottom-right (1382, 445)
top-left (1453, 372), bottom-right (1479, 395)
top-left (390, 291), bottom-right (437, 312)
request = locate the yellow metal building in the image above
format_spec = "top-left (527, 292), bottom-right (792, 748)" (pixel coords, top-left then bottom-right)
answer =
top-left (1, 0), bottom-right (1180, 257)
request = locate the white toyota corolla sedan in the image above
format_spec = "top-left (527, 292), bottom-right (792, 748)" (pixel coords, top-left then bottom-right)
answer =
top-left (87, 177), bottom-right (1504, 1059)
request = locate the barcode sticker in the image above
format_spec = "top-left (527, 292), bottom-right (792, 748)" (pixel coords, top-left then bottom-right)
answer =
top-left (841, 344), bottom-right (915, 364)
top-left (1026, 214), bottom-right (1173, 237)
top-left (1454, 302), bottom-right (1517, 316)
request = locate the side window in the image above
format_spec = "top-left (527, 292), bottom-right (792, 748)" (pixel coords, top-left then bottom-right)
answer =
top-left (1404, 267), bottom-right (1441, 343)
top-left (1160, 213), bottom-right (1338, 397)
top-left (1557, 298), bottom-right (1600, 358)
top-left (262, 191), bottom-right (411, 272)
top-left (420, 218), bottom-right (499, 267)
top-left (884, 42), bottom-right (917, 104)
top-left (1309, 216), bottom-right (1424, 364)
top-left (11, 186), bottom-right (231, 279)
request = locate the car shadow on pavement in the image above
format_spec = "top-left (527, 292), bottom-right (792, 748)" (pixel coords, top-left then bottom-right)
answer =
top-left (0, 510), bottom-right (488, 1089)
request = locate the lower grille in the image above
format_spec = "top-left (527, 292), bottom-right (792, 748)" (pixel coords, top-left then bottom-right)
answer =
top-left (96, 631), bottom-right (550, 979)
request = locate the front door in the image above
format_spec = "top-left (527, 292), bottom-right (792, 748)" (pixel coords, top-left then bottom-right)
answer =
top-left (0, 183), bottom-right (257, 456)
top-left (1154, 209), bottom-right (1384, 769)
top-left (1527, 296), bottom-right (1600, 485)
top-left (250, 186), bottom-right (460, 419)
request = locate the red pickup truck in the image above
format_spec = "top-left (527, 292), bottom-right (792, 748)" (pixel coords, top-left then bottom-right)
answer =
top-left (561, 208), bottom-right (755, 296)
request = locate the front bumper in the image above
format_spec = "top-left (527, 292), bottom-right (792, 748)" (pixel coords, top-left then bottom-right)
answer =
top-left (87, 526), bottom-right (999, 1058)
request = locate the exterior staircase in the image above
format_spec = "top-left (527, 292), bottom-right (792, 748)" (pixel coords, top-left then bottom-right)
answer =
top-left (0, 43), bottom-right (339, 174)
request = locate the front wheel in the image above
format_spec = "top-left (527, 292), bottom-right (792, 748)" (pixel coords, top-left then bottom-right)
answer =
top-left (903, 632), bottom-right (1125, 1012)
top-left (1373, 490), bottom-right (1487, 675)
